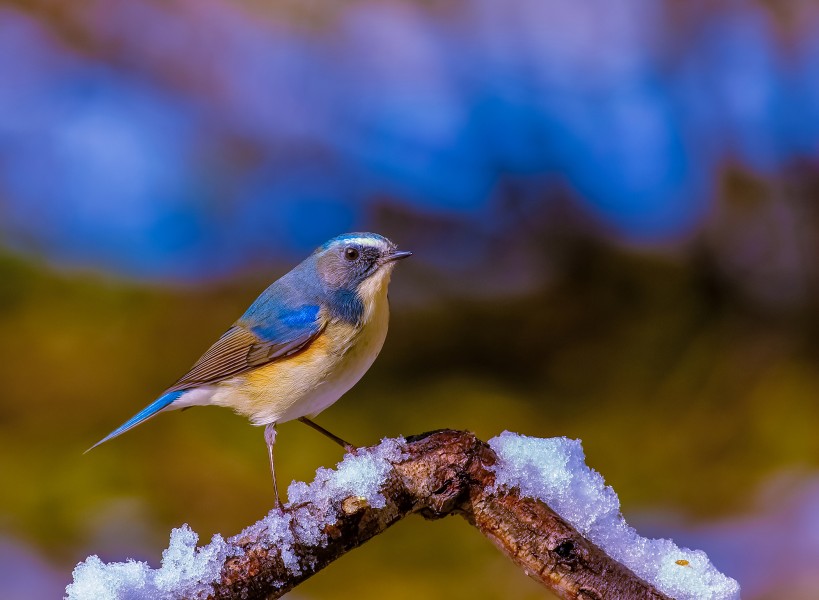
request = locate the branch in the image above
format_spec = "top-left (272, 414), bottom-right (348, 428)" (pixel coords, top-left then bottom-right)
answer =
top-left (67, 430), bottom-right (739, 600)
top-left (211, 430), bottom-right (669, 600)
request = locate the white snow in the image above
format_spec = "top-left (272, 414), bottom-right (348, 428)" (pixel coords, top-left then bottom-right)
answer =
top-left (488, 431), bottom-right (741, 600)
top-left (287, 436), bottom-right (406, 512)
top-left (65, 437), bottom-right (406, 599)
top-left (65, 526), bottom-right (234, 600)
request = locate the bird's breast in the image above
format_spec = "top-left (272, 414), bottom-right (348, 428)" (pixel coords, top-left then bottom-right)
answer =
top-left (213, 288), bottom-right (390, 425)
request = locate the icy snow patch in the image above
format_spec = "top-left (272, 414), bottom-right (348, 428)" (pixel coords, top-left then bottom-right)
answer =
top-left (488, 431), bottom-right (741, 600)
top-left (65, 526), bottom-right (234, 600)
top-left (287, 436), bottom-right (406, 511)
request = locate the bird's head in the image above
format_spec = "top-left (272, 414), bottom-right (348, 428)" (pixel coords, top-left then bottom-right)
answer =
top-left (313, 232), bottom-right (411, 307)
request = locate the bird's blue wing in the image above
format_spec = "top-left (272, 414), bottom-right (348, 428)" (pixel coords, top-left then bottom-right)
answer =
top-left (164, 302), bottom-right (324, 392)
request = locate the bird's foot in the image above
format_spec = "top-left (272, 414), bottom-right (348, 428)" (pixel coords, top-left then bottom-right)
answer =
top-left (298, 417), bottom-right (357, 453)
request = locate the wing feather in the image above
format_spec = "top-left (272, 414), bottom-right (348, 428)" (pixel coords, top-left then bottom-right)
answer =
top-left (164, 317), bottom-right (324, 393)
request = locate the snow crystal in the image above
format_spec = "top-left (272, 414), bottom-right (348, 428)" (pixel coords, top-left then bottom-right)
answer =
top-left (231, 507), bottom-right (303, 576)
top-left (488, 431), bottom-right (741, 600)
top-left (287, 436), bottom-right (406, 511)
top-left (67, 437), bottom-right (407, 599)
top-left (65, 525), bottom-right (234, 600)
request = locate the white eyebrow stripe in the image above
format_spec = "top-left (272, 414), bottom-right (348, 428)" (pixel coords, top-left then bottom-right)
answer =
top-left (340, 237), bottom-right (385, 249)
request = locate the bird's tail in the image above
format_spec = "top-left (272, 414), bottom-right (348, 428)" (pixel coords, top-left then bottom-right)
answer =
top-left (85, 390), bottom-right (183, 453)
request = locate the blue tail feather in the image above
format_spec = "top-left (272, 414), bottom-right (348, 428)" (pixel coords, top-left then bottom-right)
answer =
top-left (85, 391), bottom-right (184, 453)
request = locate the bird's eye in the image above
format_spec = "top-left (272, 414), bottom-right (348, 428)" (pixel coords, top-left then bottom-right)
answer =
top-left (344, 247), bottom-right (359, 261)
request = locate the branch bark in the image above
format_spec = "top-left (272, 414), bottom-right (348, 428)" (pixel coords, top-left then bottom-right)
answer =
top-left (207, 430), bottom-right (671, 600)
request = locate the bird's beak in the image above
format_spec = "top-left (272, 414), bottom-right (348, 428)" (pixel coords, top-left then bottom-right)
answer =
top-left (383, 250), bottom-right (413, 263)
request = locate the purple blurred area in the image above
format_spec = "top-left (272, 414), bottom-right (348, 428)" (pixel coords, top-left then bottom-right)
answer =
top-left (1, 0), bottom-right (818, 279)
top-left (0, 537), bottom-right (66, 600)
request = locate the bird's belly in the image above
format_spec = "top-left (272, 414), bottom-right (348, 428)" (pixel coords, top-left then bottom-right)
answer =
top-left (210, 311), bottom-right (389, 426)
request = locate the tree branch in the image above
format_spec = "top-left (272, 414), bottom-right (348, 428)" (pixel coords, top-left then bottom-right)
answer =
top-left (209, 430), bottom-right (671, 600)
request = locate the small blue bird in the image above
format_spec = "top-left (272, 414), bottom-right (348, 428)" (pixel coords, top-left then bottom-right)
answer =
top-left (89, 232), bottom-right (411, 504)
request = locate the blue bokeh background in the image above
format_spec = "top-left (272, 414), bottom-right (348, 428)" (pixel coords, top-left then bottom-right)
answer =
top-left (2, 0), bottom-right (818, 278)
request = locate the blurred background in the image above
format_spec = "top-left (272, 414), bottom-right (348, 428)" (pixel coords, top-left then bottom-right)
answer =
top-left (1, 0), bottom-right (819, 598)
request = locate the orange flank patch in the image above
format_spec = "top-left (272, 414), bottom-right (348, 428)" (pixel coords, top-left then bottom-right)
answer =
top-left (243, 331), bottom-right (332, 388)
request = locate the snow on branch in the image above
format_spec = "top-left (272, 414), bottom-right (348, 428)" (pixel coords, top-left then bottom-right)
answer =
top-left (66, 430), bottom-right (740, 600)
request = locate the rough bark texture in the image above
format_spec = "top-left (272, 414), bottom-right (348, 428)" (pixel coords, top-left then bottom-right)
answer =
top-left (207, 430), bottom-right (671, 600)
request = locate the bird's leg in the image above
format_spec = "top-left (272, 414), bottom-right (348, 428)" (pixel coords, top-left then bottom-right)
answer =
top-left (264, 423), bottom-right (283, 510)
top-left (298, 417), bottom-right (357, 454)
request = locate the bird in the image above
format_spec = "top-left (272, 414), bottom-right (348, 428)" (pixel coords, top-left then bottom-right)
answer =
top-left (88, 232), bottom-right (411, 505)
